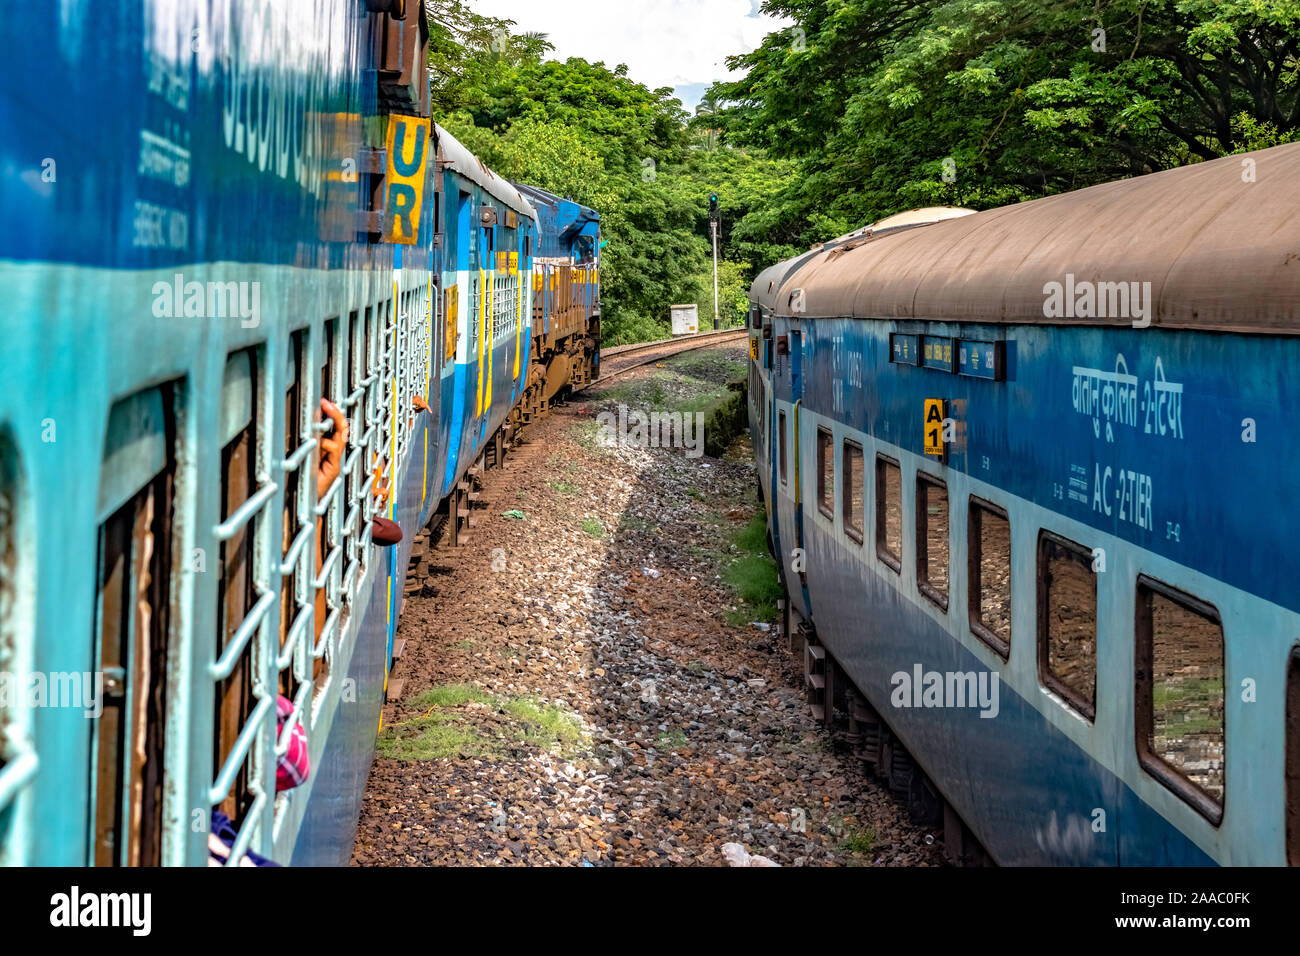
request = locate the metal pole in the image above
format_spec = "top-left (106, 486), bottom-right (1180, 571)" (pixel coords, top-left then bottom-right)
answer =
top-left (711, 219), bottom-right (720, 329)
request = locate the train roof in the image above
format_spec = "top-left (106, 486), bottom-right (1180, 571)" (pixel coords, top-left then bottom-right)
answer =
top-left (512, 183), bottom-right (600, 224)
top-left (751, 207), bottom-right (975, 313)
top-left (433, 124), bottom-right (538, 222)
top-left (774, 143), bottom-right (1300, 334)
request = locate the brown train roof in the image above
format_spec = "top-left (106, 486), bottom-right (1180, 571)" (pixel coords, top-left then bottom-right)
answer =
top-left (776, 143), bottom-right (1300, 334)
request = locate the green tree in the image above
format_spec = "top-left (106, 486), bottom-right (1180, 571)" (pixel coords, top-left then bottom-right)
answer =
top-left (424, 10), bottom-right (802, 342)
top-left (711, 0), bottom-right (1300, 250)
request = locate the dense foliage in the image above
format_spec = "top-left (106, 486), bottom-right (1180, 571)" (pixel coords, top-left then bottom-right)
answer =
top-left (424, 0), bottom-right (1300, 342)
top-left (424, 3), bottom-right (795, 342)
top-left (708, 0), bottom-right (1300, 243)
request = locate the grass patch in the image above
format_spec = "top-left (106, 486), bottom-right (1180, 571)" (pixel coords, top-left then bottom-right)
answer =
top-left (376, 684), bottom-right (585, 761)
top-left (618, 513), bottom-right (655, 533)
top-left (722, 516), bottom-right (782, 625)
top-left (671, 351), bottom-right (746, 375)
top-left (839, 825), bottom-right (877, 855)
top-left (597, 353), bottom-right (744, 421)
top-left (582, 516), bottom-right (606, 538)
top-left (570, 419), bottom-right (609, 453)
top-left (376, 715), bottom-right (486, 761)
top-left (549, 479), bottom-right (581, 495)
top-left (657, 729), bottom-right (689, 749)
top-left (703, 381), bottom-right (747, 458)
top-left (734, 514), bottom-right (769, 553)
top-left (452, 639), bottom-right (476, 652)
top-left (503, 698), bottom-right (583, 750)
top-left (408, 683), bottom-right (491, 708)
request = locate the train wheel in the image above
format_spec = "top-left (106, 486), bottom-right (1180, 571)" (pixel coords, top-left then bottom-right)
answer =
top-left (907, 771), bottom-right (944, 827)
top-left (888, 739), bottom-right (914, 800)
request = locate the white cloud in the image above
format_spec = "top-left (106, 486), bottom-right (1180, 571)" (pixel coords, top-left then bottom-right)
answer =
top-left (468, 0), bottom-right (790, 95)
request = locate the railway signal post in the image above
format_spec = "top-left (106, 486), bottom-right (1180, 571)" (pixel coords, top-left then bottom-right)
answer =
top-left (709, 193), bottom-right (720, 329)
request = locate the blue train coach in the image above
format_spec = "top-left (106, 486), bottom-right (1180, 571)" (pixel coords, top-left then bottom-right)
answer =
top-left (749, 146), bottom-right (1300, 866)
top-left (0, 0), bottom-right (568, 866)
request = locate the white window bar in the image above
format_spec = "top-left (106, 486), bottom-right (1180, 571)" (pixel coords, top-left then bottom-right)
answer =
top-left (209, 464), bottom-right (279, 866)
top-left (277, 423), bottom-right (316, 713)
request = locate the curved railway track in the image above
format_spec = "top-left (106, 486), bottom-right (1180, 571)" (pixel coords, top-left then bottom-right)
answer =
top-left (591, 328), bottom-right (748, 384)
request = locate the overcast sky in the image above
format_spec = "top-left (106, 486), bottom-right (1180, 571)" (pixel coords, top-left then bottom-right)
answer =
top-left (468, 0), bottom-right (791, 113)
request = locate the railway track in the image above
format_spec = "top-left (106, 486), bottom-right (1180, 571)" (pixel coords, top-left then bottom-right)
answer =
top-left (591, 328), bottom-right (748, 383)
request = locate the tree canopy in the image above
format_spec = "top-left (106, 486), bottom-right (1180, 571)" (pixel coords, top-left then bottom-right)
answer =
top-left (424, 0), bottom-right (1300, 342)
top-left (708, 0), bottom-right (1300, 243)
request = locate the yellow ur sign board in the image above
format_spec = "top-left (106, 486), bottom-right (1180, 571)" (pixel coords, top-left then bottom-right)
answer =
top-left (924, 399), bottom-right (945, 457)
top-left (384, 114), bottom-right (430, 245)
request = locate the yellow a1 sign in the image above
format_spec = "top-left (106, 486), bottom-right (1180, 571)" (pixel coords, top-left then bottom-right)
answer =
top-left (924, 399), bottom-right (946, 457)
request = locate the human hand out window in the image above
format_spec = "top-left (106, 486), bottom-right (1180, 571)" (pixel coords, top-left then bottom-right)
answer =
top-left (316, 399), bottom-right (349, 501)
top-left (372, 453), bottom-right (391, 509)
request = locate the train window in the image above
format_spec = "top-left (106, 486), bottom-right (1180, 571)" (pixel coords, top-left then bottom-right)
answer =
top-left (843, 440), bottom-right (863, 543)
top-left (0, 435), bottom-right (33, 862)
top-left (778, 411), bottom-right (787, 485)
top-left (215, 351), bottom-right (258, 822)
top-left (353, 305), bottom-right (377, 576)
top-left (875, 456), bottom-right (901, 573)
top-left (816, 427), bottom-right (833, 519)
top-left (443, 286), bottom-right (458, 367)
top-left (1288, 648), bottom-right (1300, 865)
top-left (321, 317), bottom-right (337, 405)
top-left (280, 329), bottom-right (308, 701)
top-left (317, 319), bottom-right (342, 679)
top-left (92, 382), bottom-right (180, 866)
top-left (347, 310), bottom-right (360, 395)
top-left (1037, 532), bottom-right (1097, 720)
top-left (470, 275), bottom-right (479, 349)
top-left (1135, 577), bottom-right (1225, 824)
top-left (968, 499), bottom-right (1011, 658)
top-left (916, 474), bottom-right (949, 610)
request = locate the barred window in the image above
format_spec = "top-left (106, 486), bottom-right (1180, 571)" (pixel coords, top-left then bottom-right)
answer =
top-left (93, 383), bottom-right (180, 866)
top-left (969, 499), bottom-right (1011, 658)
top-left (843, 440), bottom-right (863, 542)
top-left (916, 474), bottom-right (949, 610)
top-left (875, 456), bottom-right (901, 572)
top-left (0, 435), bottom-right (32, 864)
top-left (778, 411), bottom-right (787, 484)
top-left (1037, 532), bottom-right (1098, 720)
top-left (215, 350), bottom-right (259, 825)
top-left (816, 427), bottom-right (833, 519)
top-left (1136, 578), bottom-right (1225, 823)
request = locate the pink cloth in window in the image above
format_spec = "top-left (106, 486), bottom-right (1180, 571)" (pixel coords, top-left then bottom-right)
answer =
top-left (276, 695), bottom-right (310, 791)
